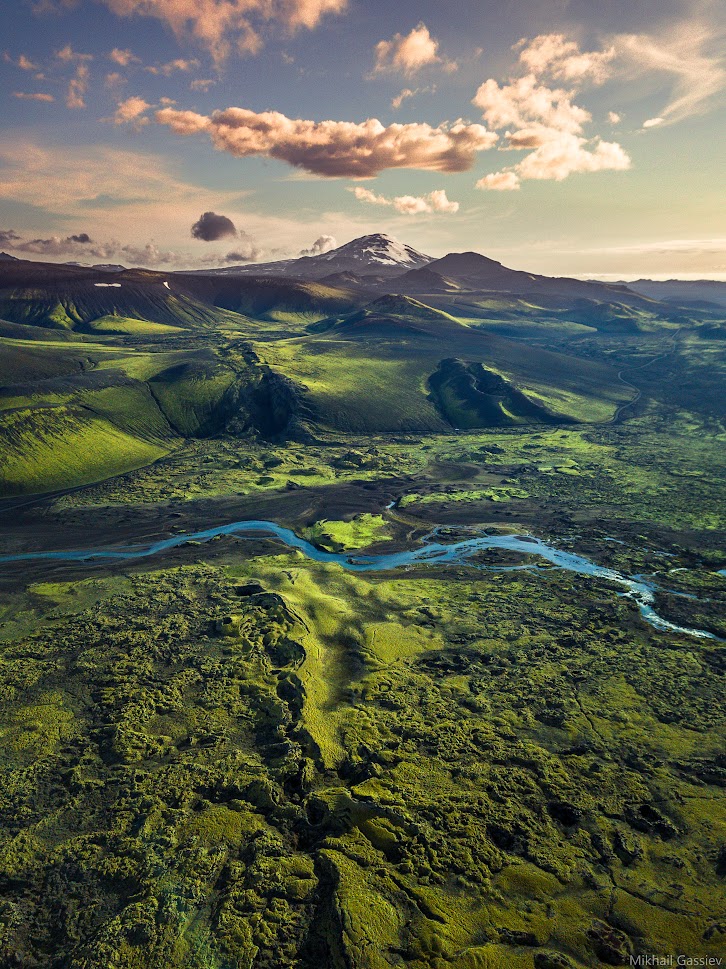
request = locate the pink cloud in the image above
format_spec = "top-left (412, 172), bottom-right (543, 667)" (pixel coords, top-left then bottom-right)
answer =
top-left (473, 75), bottom-right (591, 134)
top-left (56, 44), bottom-right (93, 62)
top-left (476, 171), bottom-right (520, 191)
top-left (156, 106), bottom-right (497, 177)
top-left (99, 0), bottom-right (348, 62)
top-left (108, 47), bottom-right (140, 67)
top-left (478, 130), bottom-right (630, 190)
top-left (66, 64), bottom-right (89, 109)
top-left (13, 91), bottom-right (56, 103)
top-left (146, 58), bottom-right (200, 76)
top-left (112, 95), bottom-right (152, 125)
top-left (516, 34), bottom-right (615, 84)
top-left (373, 23), bottom-right (456, 77)
top-left (352, 185), bottom-right (459, 214)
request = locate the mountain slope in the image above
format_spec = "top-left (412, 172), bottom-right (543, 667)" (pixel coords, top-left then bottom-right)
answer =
top-left (396, 251), bottom-right (669, 313)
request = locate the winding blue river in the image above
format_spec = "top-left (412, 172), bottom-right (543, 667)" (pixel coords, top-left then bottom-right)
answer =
top-left (0, 519), bottom-right (719, 640)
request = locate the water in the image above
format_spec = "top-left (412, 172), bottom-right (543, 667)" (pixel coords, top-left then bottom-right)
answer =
top-left (0, 520), bottom-right (720, 640)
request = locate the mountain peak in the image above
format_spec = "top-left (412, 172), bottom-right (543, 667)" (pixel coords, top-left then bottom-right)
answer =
top-left (319, 233), bottom-right (432, 270)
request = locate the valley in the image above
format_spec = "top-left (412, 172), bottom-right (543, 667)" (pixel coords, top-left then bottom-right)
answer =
top-left (0, 235), bottom-right (724, 969)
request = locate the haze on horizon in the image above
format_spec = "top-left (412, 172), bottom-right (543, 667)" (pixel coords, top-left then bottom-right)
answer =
top-left (1, 0), bottom-right (724, 279)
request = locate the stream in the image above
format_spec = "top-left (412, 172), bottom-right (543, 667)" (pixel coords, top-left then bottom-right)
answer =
top-left (0, 519), bottom-right (720, 640)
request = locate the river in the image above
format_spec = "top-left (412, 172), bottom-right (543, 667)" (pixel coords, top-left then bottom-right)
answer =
top-left (0, 519), bottom-right (720, 640)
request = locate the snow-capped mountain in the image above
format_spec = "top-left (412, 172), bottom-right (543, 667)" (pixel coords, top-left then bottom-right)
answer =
top-left (304, 234), bottom-right (432, 272)
top-left (192, 234), bottom-right (433, 280)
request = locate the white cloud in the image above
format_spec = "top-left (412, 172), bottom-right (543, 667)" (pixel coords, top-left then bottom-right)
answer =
top-left (157, 106), bottom-right (497, 178)
top-left (515, 131), bottom-right (630, 181)
top-left (642, 117), bottom-right (663, 129)
top-left (516, 33), bottom-right (615, 84)
top-left (608, 111), bottom-right (621, 124)
top-left (614, 24), bottom-right (726, 126)
top-left (373, 22), bottom-right (456, 77)
top-left (473, 36), bottom-right (632, 187)
top-left (391, 85), bottom-right (436, 110)
top-left (476, 171), bottom-right (520, 191)
top-left (473, 75), bottom-right (591, 134)
top-left (300, 234), bottom-right (337, 255)
top-left (352, 185), bottom-right (459, 214)
top-left (478, 130), bottom-right (629, 190)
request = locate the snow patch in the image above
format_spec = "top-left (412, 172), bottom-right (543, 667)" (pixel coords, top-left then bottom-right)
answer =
top-left (163, 281), bottom-right (170, 290)
top-left (94, 283), bottom-right (122, 288)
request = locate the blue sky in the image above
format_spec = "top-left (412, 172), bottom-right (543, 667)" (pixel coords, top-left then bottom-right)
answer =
top-left (1, 0), bottom-right (724, 277)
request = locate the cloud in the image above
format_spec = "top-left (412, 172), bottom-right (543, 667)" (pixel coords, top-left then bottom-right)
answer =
top-left (391, 85), bottom-right (436, 110)
top-left (109, 47), bottom-right (140, 66)
top-left (146, 58), bottom-right (200, 76)
top-left (0, 230), bottom-right (94, 256)
top-left (191, 211), bottom-right (238, 241)
top-left (642, 116), bottom-right (663, 128)
top-left (473, 38), bottom-right (631, 188)
top-left (4, 53), bottom-right (39, 70)
top-left (0, 138), bottom-right (242, 219)
top-left (514, 131), bottom-right (630, 180)
top-left (476, 171), bottom-right (520, 191)
top-left (56, 44), bottom-right (93, 62)
top-left (97, 0), bottom-right (348, 62)
top-left (105, 71), bottom-right (126, 87)
top-left (66, 64), bottom-right (89, 109)
top-left (0, 226), bottom-right (184, 266)
top-left (190, 78), bottom-right (216, 91)
top-left (608, 111), bottom-right (621, 124)
top-left (479, 130), bottom-right (629, 189)
top-left (516, 34), bottom-right (615, 85)
top-left (112, 95), bottom-right (152, 125)
top-left (197, 231), bottom-right (262, 262)
top-left (156, 106), bottom-right (497, 177)
top-left (614, 25), bottom-right (726, 126)
top-left (117, 242), bottom-right (180, 266)
top-left (373, 23), bottom-right (456, 77)
top-left (219, 243), bottom-right (262, 262)
top-left (352, 185), bottom-right (459, 214)
top-left (473, 75), bottom-right (591, 134)
top-left (300, 234), bottom-right (336, 255)
top-left (13, 91), bottom-right (55, 102)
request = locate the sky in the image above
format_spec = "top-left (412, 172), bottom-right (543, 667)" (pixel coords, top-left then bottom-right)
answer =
top-left (1, 0), bottom-right (724, 278)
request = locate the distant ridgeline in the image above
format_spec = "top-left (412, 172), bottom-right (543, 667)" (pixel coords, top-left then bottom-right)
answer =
top-left (0, 234), bottom-right (722, 494)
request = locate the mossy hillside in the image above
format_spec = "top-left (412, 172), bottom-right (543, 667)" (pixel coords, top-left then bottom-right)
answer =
top-left (86, 315), bottom-right (184, 336)
top-left (255, 317), bottom-right (631, 433)
top-left (258, 338), bottom-right (450, 433)
top-left (0, 556), bottom-right (723, 967)
top-left (149, 362), bottom-right (238, 436)
top-left (303, 514), bottom-right (392, 551)
top-left (175, 274), bottom-right (361, 324)
top-left (0, 403), bottom-right (172, 494)
top-left (0, 279), bottom-right (228, 332)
